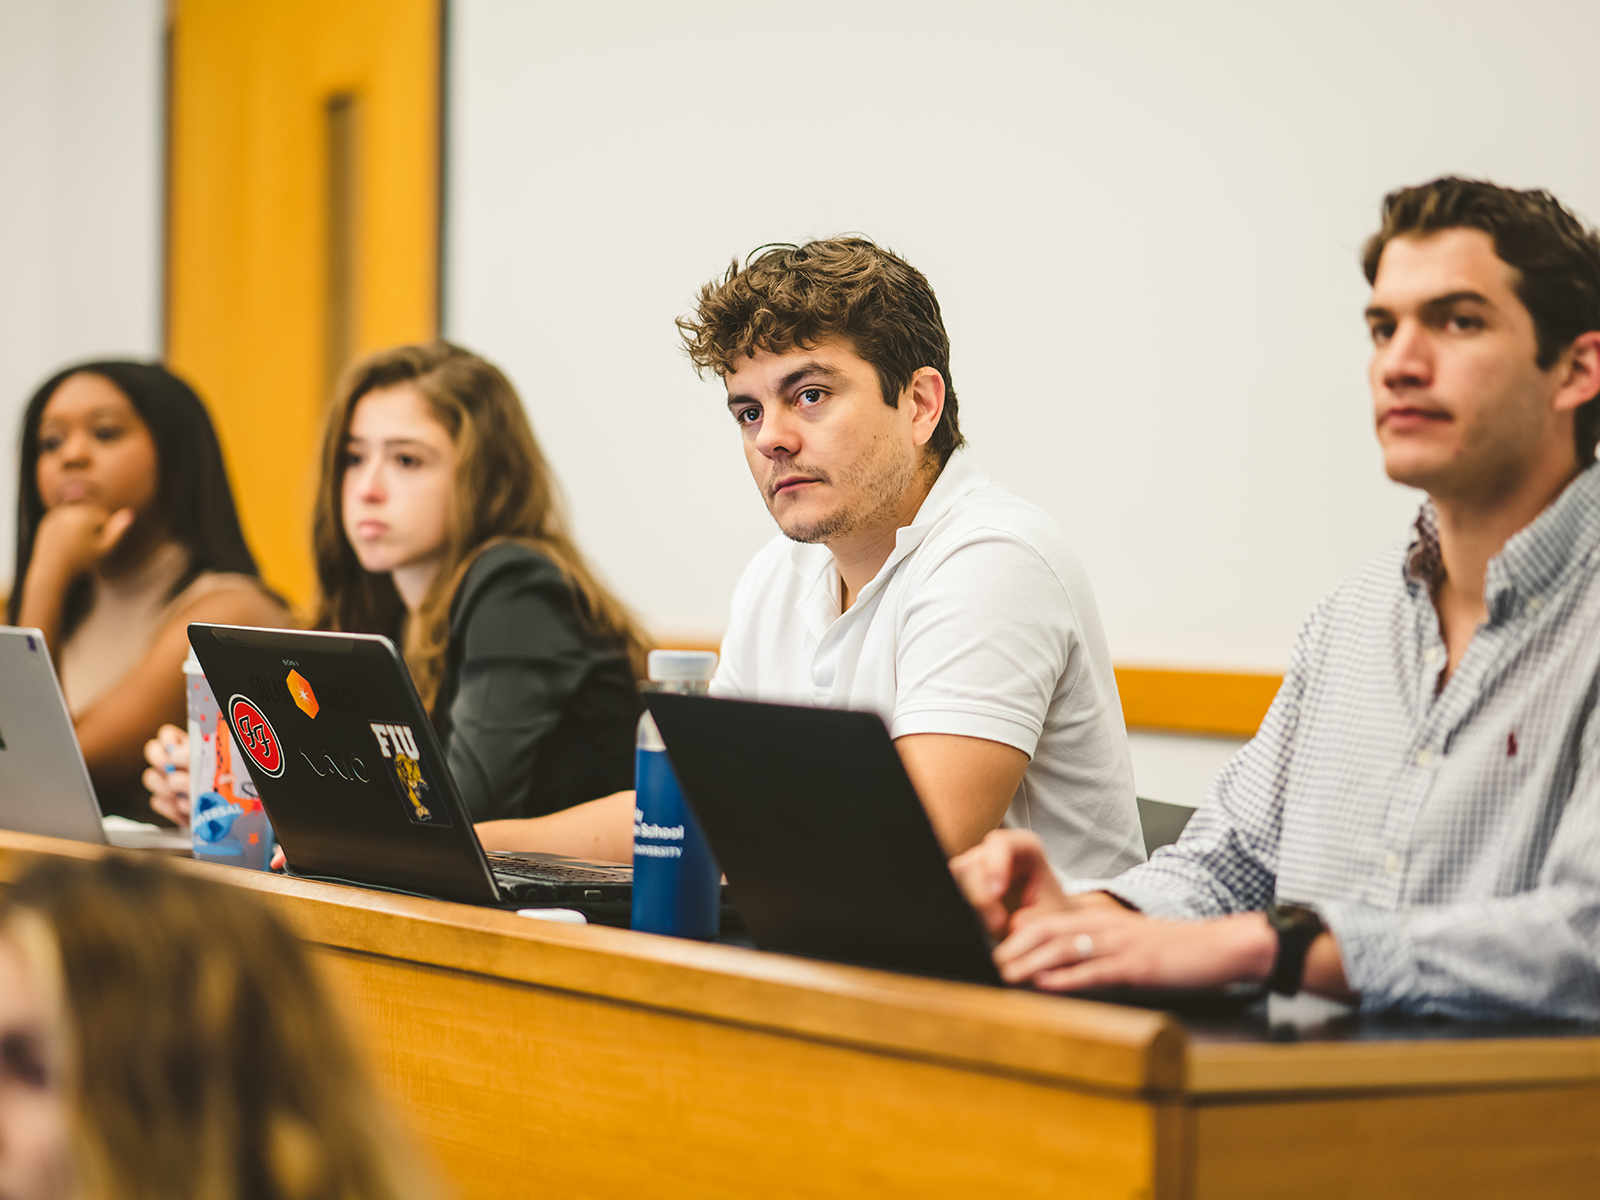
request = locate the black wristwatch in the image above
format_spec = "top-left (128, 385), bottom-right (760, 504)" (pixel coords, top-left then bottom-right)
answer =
top-left (1264, 902), bottom-right (1325, 996)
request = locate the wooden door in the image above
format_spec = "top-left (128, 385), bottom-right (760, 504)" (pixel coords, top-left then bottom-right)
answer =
top-left (165, 0), bottom-right (441, 608)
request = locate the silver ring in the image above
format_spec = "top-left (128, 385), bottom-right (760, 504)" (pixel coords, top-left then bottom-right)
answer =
top-left (1074, 933), bottom-right (1094, 959)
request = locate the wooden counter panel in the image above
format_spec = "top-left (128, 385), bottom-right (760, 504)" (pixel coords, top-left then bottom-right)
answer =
top-left (1189, 1035), bottom-right (1600, 1095)
top-left (318, 944), bottom-right (1157, 1200)
top-left (1191, 1084), bottom-right (1600, 1200)
top-left (191, 864), bottom-right (1182, 1094)
top-left (0, 832), bottom-right (1179, 1094)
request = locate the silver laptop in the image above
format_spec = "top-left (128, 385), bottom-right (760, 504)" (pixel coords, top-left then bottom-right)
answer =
top-left (0, 625), bottom-right (186, 849)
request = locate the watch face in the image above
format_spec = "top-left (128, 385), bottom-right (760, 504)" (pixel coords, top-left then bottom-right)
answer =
top-left (1269, 902), bottom-right (1323, 932)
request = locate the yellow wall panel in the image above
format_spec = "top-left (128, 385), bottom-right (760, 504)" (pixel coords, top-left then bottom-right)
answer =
top-left (166, 0), bottom-right (439, 610)
top-left (1114, 667), bottom-right (1283, 738)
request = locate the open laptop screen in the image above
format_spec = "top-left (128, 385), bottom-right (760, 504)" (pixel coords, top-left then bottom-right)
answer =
top-left (188, 623), bottom-right (501, 905)
top-left (644, 693), bottom-right (1002, 985)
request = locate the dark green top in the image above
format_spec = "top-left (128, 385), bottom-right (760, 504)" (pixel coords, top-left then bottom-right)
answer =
top-left (434, 542), bottom-right (639, 822)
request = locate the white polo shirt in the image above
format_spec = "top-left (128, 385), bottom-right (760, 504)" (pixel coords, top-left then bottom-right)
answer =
top-left (712, 449), bottom-right (1145, 878)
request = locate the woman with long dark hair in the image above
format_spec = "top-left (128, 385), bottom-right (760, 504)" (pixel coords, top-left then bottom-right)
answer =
top-left (8, 362), bottom-right (287, 817)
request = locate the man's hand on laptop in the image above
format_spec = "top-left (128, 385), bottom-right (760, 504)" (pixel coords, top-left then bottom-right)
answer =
top-left (992, 905), bottom-right (1277, 992)
top-left (952, 829), bottom-right (1356, 997)
top-left (951, 830), bottom-right (1268, 992)
top-left (950, 829), bottom-right (1123, 938)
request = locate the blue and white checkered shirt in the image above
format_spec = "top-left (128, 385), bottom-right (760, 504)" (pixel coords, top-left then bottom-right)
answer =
top-left (1085, 464), bottom-right (1600, 1019)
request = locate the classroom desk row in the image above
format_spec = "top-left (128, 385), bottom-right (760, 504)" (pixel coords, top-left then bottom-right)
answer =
top-left (2, 828), bottom-right (1597, 1199)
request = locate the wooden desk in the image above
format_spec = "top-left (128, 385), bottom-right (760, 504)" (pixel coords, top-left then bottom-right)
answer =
top-left (2, 830), bottom-right (1596, 1199)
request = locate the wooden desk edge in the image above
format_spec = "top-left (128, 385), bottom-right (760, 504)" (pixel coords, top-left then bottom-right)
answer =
top-left (0, 832), bottom-right (1184, 1095)
top-left (1187, 1034), bottom-right (1600, 1095)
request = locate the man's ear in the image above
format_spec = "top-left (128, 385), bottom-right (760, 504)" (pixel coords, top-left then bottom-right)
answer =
top-left (906, 367), bottom-right (946, 448)
top-left (1553, 331), bottom-right (1600, 414)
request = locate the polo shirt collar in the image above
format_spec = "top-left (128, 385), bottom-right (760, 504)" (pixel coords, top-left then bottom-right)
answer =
top-left (852, 448), bottom-right (990, 606)
top-left (786, 448), bottom-right (991, 635)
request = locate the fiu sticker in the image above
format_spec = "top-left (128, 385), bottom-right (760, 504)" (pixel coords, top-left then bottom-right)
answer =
top-left (370, 722), bottom-right (449, 826)
top-left (228, 695), bottom-right (284, 778)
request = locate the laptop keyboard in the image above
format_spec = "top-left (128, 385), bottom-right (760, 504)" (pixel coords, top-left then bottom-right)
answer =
top-left (487, 854), bottom-right (632, 884)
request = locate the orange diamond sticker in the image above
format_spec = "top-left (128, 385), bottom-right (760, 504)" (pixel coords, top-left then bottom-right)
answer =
top-left (287, 669), bottom-right (319, 719)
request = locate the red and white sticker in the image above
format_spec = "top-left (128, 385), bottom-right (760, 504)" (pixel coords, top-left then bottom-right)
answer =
top-left (228, 695), bottom-right (284, 778)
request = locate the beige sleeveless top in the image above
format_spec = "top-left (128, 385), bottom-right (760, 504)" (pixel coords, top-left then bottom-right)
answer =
top-left (58, 542), bottom-right (271, 717)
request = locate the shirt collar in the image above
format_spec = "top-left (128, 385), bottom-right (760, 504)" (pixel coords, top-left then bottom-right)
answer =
top-left (856, 448), bottom-right (990, 606)
top-left (906, 446), bottom-right (989, 531)
top-left (785, 448), bottom-right (991, 628)
top-left (1404, 461), bottom-right (1600, 618)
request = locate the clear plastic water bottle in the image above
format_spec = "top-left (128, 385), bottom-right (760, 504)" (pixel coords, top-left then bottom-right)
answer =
top-left (184, 651), bottom-right (276, 871)
top-left (632, 650), bottom-right (720, 938)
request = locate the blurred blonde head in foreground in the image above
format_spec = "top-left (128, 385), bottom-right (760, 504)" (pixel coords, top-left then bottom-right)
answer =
top-left (0, 855), bottom-right (437, 1200)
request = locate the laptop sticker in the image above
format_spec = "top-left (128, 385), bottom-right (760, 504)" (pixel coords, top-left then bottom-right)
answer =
top-left (247, 673), bottom-right (359, 713)
top-left (228, 695), bottom-right (285, 778)
top-left (370, 722), bottom-right (450, 827)
top-left (288, 669), bottom-right (320, 719)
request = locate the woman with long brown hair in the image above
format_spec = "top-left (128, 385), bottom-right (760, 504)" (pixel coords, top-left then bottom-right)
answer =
top-left (147, 342), bottom-right (646, 829)
top-left (307, 341), bottom-right (648, 822)
top-left (0, 854), bottom-right (436, 1200)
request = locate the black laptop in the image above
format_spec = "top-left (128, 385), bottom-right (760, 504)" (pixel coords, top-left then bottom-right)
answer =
top-left (187, 623), bottom-right (632, 923)
top-left (643, 693), bottom-right (1003, 984)
top-left (645, 694), bottom-right (1269, 1014)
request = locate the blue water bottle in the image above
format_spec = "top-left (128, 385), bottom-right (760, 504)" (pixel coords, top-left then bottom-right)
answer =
top-left (632, 650), bottom-right (720, 938)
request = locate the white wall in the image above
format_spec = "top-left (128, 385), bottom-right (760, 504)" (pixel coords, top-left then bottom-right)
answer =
top-left (445, 0), bottom-right (1600, 670)
top-left (0, 0), bottom-right (166, 593)
top-left (12, 0), bottom-right (1595, 803)
top-left (1126, 732), bottom-right (1245, 809)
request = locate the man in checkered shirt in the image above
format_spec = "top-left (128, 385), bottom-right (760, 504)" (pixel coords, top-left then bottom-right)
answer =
top-left (953, 177), bottom-right (1600, 1019)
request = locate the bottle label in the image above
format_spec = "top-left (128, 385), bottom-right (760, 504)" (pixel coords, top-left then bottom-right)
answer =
top-left (632, 747), bottom-right (720, 937)
top-left (634, 810), bottom-right (686, 856)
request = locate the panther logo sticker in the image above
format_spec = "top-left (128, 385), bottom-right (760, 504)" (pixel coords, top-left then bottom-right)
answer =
top-left (370, 721), bottom-right (449, 826)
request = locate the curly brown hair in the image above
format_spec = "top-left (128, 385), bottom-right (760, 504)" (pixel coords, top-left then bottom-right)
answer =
top-left (1363, 177), bottom-right (1600, 464)
top-left (677, 237), bottom-right (966, 466)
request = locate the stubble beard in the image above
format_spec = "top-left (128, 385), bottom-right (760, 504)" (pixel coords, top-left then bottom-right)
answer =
top-left (770, 444), bottom-right (920, 546)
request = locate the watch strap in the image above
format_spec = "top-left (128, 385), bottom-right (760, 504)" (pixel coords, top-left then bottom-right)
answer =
top-left (1265, 902), bottom-right (1325, 996)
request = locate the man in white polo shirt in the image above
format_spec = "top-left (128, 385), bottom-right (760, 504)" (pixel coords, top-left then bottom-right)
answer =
top-left (479, 238), bottom-right (1143, 877)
